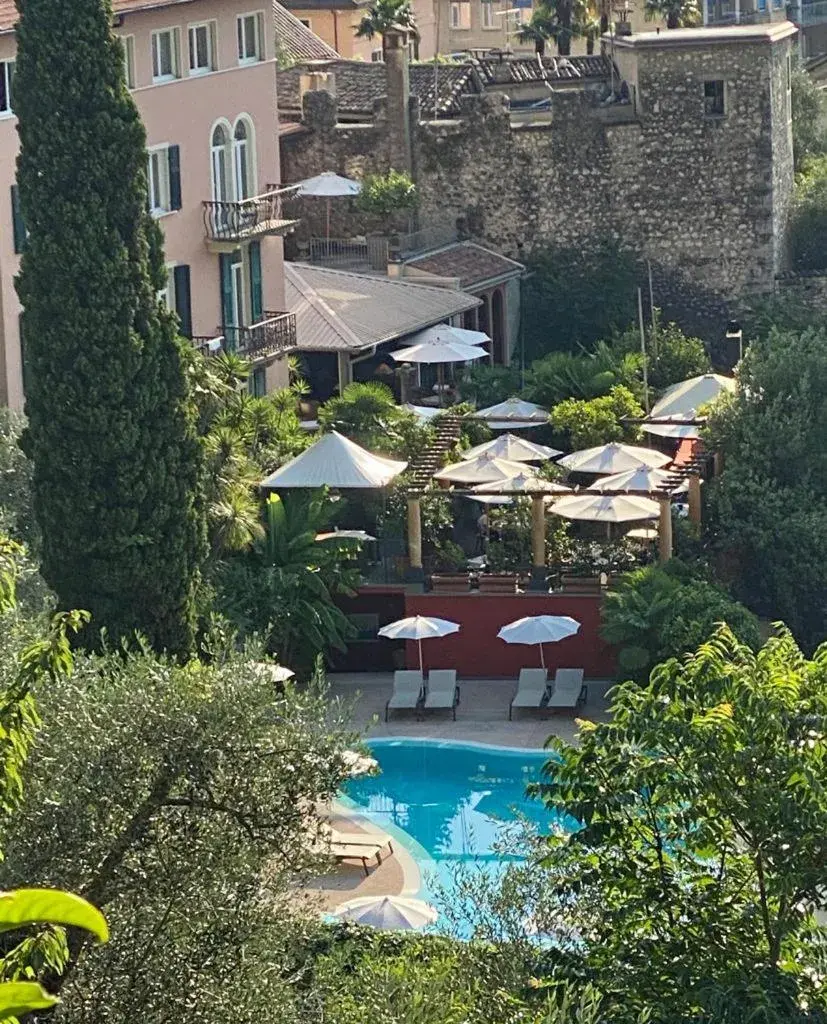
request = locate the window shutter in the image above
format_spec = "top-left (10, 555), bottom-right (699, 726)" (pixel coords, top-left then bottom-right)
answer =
top-left (173, 264), bottom-right (192, 337)
top-left (249, 241), bottom-right (263, 323)
top-left (219, 253), bottom-right (234, 328)
top-left (167, 145), bottom-right (182, 211)
top-left (11, 185), bottom-right (25, 254)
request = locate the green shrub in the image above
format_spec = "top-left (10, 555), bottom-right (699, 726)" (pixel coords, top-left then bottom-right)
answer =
top-left (456, 364), bottom-right (521, 408)
top-left (550, 385), bottom-right (643, 449)
top-left (788, 157), bottom-right (827, 272)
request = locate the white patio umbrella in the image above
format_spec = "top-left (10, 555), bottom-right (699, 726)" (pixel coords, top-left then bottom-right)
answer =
top-left (463, 494), bottom-right (513, 505)
top-left (626, 525), bottom-right (659, 541)
top-left (315, 529), bottom-right (376, 542)
top-left (402, 403), bottom-right (442, 422)
top-left (498, 615), bottom-right (581, 669)
top-left (473, 471), bottom-right (570, 496)
top-left (253, 662), bottom-right (296, 683)
top-left (642, 421), bottom-right (701, 440)
top-left (589, 466), bottom-right (678, 494)
top-left (260, 431), bottom-right (407, 490)
top-left (448, 326), bottom-right (491, 346)
top-left (557, 442), bottom-right (671, 475)
top-left (433, 454), bottom-right (529, 485)
top-left (551, 493), bottom-right (660, 523)
top-left (377, 615), bottom-right (460, 671)
top-left (331, 895), bottom-right (438, 930)
top-left (649, 373), bottom-right (735, 421)
top-left (473, 397), bottom-right (548, 430)
top-left (461, 433), bottom-right (562, 463)
top-left (393, 329), bottom-right (486, 406)
top-left (295, 171), bottom-right (362, 239)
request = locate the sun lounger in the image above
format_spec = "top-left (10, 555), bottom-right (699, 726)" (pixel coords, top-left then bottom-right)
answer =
top-left (423, 669), bottom-right (460, 720)
top-left (329, 841), bottom-right (385, 876)
top-left (385, 670), bottom-right (424, 721)
top-left (546, 668), bottom-right (586, 710)
top-left (509, 668), bottom-right (549, 720)
top-left (329, 829), bottom-right (394, 856)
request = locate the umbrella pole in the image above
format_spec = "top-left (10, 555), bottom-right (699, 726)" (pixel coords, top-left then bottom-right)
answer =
top-left (539, 643), bottom-right (545, 669)
top-left (418, 637), bottom-right (423, 673)
top-left (438, 364), bottom-right (444, 408)
top-left (326, 198), bottom-right (331, 242)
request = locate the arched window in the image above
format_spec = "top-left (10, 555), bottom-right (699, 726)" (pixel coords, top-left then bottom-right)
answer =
top-left (211, 123), bottom-right (230, 203)
top-left (232, 117), bottom-right (256, 200)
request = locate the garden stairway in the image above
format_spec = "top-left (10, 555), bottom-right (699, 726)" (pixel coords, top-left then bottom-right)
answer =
top-left (406, 414), bottom-right (463, 492)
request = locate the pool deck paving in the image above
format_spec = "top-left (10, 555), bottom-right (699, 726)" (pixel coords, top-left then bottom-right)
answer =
top-left (302, 672), bottom-right (615, 911)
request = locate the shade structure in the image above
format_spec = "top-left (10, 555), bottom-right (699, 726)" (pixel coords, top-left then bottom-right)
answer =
top-left (626, 525), bottom-right (659, 541)
top-left (402, 403), bottom-right (442, 422)
top-left (473, 471), bottom-right (570, 495)
top-left (377, 614), bottom-right (460, 671)
top-left (464, 494), bottom-right (513, 505)
top-left (589, 466), bottom-right (678, 495)
top-left (433, 454), bottom-right (529, 485)
top-left (253, 662), bottom-right (296, 683)
top-left (642, 421), bottom-right (701, 440)
top-left (649, 373), bottom-right (735, 421)
top-left (461, 433), bottom-right (562, 463)
top-left (331, 895), bottom-right (438, 930)
top-left (392, 335), bottom-right (487, 365)
top-left (296, 171), bottom-right (362, 198)
top-left (473, 397), bottom-right (548, 430)
top-left (315, 529), bottom-right (376, 542)
top-left (551, 493), bottom-right (660, 523)
top-left (260, 431), bottom-right (407, 490)
top-left (497, 615), bottom-right (580, 669)
top-left (557, 442), bottom-right (671, 475)
top-left (447, 326), bottom-right (491, 346)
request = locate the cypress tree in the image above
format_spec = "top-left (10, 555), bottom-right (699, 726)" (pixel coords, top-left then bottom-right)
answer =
top-left (14, 0), bottom-right (206, 655)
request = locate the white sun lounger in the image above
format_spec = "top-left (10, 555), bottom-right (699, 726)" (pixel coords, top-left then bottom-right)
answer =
top-left (329, 841), bottom-right (385, 876)
top-left (423, 669), bottom-right (460, 720)
top-left (509, 668), bottom-right (549, 720)
top-left (328, 827), bottom-right (394, 856)
top-left (385, 670), bottom-right (424, 721)
top-left (546, 668), bottom-right (586, 710)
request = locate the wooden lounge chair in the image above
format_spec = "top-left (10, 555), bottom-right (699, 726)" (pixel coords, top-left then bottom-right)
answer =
top-left (385, 670), bottom-right (424, 721)
top-left (329, 841), bottom-right (385, 877)
top-left (478, 573), bottom-right (520, 595)
top-left (546, 668), bottom-right (587, 710)
top-left (423, 669), bottom-right (460, 720)
top-left (509, 668), bottom-right (549, 720)
top-left (328, 827), bottom-right (394, 857)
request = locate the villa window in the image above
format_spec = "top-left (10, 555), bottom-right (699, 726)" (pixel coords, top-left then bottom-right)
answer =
top-left (189, 22), bottom-right (218, 74)
top-left (152, 27), bottom-right (181, 82)
top-left (0, 60), bottom-right (14, 115)
top-left (481, 0), bottom-right (497, 28)
top-left (147, 144), bottom-right (182, 214)
top-left (703, 79), bottom-right (725, 117)
top-left (237, 12), bottom-right (265, 64)
top-left (233, 117), bottom-right (256, 200)
top-left (122, 36), bottom-right (135, 89)
top-left (450, 1), bottom-right (472, 29)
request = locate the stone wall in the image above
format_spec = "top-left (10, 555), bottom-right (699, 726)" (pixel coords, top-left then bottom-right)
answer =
top-left (280, 27), bottom-right (797, 331)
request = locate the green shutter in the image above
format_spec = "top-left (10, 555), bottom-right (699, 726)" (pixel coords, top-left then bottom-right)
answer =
top-left (249, 241), bottom-right (263, 323)
top-left (168, 145), bottom-right (182, 211)
top-left (11, 185), bottom-right (26, 254)
top-left (219, 253), bottom-right (234, 350)
top-left (173, 264), bottom-right (192, 337)
top-left (248, 367), bottom-right (266, 397)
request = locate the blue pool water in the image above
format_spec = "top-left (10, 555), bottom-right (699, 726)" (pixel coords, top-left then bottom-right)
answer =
top-left (343, 738), bottom-right (554, 919)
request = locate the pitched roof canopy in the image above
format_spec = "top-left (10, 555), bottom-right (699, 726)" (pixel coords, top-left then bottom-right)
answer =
top-left (261, 431), bottom-right (407, 489)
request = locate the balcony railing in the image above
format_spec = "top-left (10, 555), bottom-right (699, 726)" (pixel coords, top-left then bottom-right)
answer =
top-left (219, 312), bottom-right (297, 358)
top-left (191, 334), bottom-right (225, 356)
top-left (203, 185), bottom-right (300, 244)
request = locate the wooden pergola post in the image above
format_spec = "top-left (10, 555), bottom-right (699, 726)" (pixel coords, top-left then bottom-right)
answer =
top-left (406, 494), bottom-right (424, 582)
top-left (529, 494), bottom-right (547, 591)
top-left (658, 497), bottom-right (673, 563)
top-left (687, 473), bottom-right (702, 526)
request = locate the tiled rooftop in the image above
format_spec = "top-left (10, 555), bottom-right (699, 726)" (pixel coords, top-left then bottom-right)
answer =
top-left (273, 1), bottom-right (340, 63)
top-left (406, 242), bottom-right (525, 289)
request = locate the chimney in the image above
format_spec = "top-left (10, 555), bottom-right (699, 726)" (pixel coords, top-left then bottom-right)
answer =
top-left (383, 28), bottom-right (412, 174)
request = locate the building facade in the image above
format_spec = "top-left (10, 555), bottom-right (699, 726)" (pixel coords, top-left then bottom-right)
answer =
top-left (277, 0), bottom-right (380, 59)
top-left (0, 0), bottom-right (296, 410)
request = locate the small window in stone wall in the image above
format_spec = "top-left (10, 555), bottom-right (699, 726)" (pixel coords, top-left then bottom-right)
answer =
top-left (703, 80), bottom-right (725, 118)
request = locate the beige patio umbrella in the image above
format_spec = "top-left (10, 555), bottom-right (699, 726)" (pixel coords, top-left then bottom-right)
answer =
top-left (550, 493), bottom-right (660, 523)
top-left (472, 397), bottom-right (548, 430)
top-left (461, 433), bottom-right (562, 463)
top-left (433, 454), bottom-right (529, 485)
top-left (589, 466), bottom-right (679, 494)
top-left (649, 373), bottom-right (735, 421)
top-left (557, 443), bottom-right (671, 475)
top-left (260, 431), bottom-right (407, 489)
top-left (473, 471), bottom-right (570, 495)
top-left (642, 421), bottom-right (701, 440)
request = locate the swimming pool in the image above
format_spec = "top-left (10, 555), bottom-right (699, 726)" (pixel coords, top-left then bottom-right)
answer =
top-left (343, 738), bottom-right (555, 926)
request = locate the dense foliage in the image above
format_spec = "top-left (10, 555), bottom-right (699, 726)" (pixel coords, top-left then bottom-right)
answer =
top-left (788, 155), bottom-right (827, 272)
top-left (550, 385), bottom-right (643, 449)
top-left (706, 327), bottom-right (827, 647)
top-left (354, 0), bottom-right (417, 52)
top-left (537, 626), bottom-right (827, 1023)
top-left (601, 559), bottom-right (760, 679)
top-left (791, 60), bottom-right (827, 172)
top-left (355, 169), bottom-right (418, 231)
top-left (15, 0), bottom-right (206, 656)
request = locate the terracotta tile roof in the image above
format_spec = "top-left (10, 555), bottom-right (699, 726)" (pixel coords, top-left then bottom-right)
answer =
top-left (406, 242), bottom-right (524, 290)
top-left (277, 59), bottom-right (482, 119)
top-left (273, 2), bottom-right (340, 63)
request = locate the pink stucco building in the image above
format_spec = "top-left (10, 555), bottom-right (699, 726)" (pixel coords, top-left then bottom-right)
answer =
top-left (0, 0), bottom-right (297, 409)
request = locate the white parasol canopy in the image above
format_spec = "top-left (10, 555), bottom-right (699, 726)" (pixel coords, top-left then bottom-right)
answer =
top-left (557, 442), bottom-right (671, 475)
top-left (402, 403), bottom-right (442, 422)
top-left (626, 525), bottom-right (659, 541)
top-left (260, 431), bottom-right (407, 490)
top-left (497, 615), bottom-right (580, 669)
top-left (589, 467), bottom-right (678, 494)
top-left (551, 493), bottom-right (661, 523)
top-left (392, 334), bottom-right (487, 365)
top-left (473, 397), bottom-right (548, 430)
top-left (378, 615), bottom-right (460, 671)
top-left (642, 421), bottom-right (701, 440)
top-left (253, 662), bottom-right (296, 683)
top-left (315, 529), bottom-right (376, 542)
top-left (461, 433), bottom-right (562, 463)
top-left (296, 171), bottom-right (362, 197)
top-left (434, 454), bottom-right (529, 485)
top-left (649, 373), bottom-right (735, 421)
top-left (473, 471), bottom-right (570, 495)
top-left (331, 895), bottom-right (438, 930)
top-left (447, 326), bottom-right (490, 346)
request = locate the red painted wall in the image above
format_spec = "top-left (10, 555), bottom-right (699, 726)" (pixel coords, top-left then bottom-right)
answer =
top-left (403, 593), bottom-right (616, 678)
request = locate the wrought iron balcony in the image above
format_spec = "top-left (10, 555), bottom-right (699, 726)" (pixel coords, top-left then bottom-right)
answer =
top-left (219, 312), bottom-right (297, 358)
top-left (203, 185), bottom-right (300, 245)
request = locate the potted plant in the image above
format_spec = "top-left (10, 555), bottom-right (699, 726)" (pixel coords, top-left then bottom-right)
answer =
top-left (356, 169), bottom-right (419, 263)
